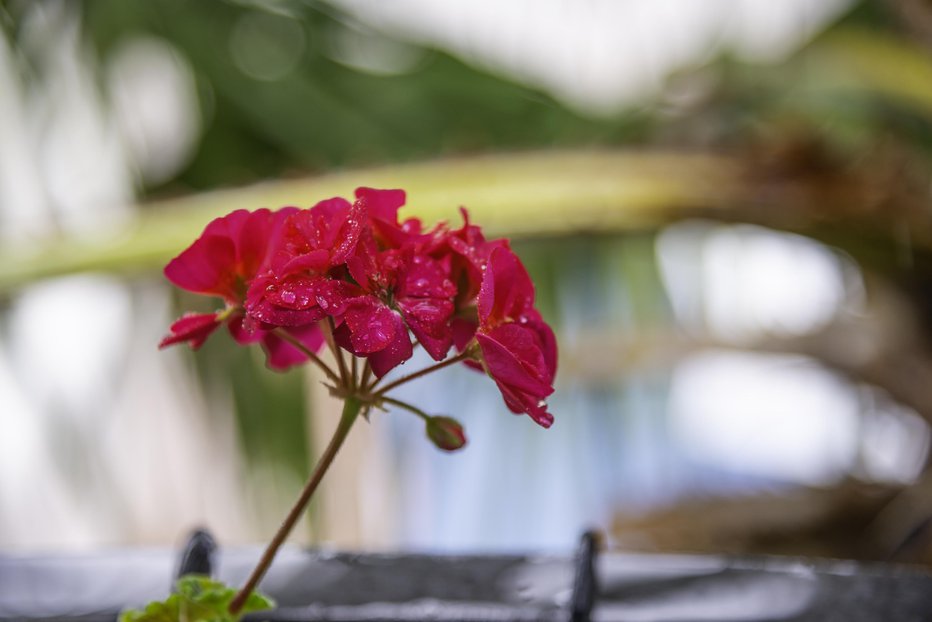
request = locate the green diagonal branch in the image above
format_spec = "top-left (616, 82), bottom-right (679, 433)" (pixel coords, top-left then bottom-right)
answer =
top-left (0, 151), bottom-right (740, 293)
top-left (1, 143), bottom-right (930, 295)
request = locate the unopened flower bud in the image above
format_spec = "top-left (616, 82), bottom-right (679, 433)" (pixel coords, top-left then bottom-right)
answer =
top-left (425, 416), bottom-right (467, 451)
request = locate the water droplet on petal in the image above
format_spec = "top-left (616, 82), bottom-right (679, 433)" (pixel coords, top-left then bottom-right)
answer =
top-left (536, 399), bottom-right (547, 408)
top-left (280, 290), bottom-right (296, 304)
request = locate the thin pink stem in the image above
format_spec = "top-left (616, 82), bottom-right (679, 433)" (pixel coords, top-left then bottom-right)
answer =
top-left (273, 329), bottom-right (341, 385)
top-left (371, 351), bottom-right (470, 397)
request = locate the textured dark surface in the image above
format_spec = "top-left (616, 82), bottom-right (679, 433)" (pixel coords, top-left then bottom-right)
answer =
top-left (2, 537), bottom-right (932, 621)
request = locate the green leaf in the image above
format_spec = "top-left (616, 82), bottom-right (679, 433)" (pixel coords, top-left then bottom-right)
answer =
top-left (119, 575), bottom-right (274, 622)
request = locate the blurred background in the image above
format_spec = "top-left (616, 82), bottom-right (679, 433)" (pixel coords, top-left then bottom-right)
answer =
top-left (2, 0), bottom-right (932, 564)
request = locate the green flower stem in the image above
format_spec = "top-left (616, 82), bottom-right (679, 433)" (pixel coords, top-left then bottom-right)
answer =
top-left (273, 329), bottom-right (341, 385)
top-left (379, 395), bottom-right (431, 421)
top-left (228, 396), bottom-right (363, 615)
top-left (360, 361), bottom-right (375, 393)
top-left (319, 319), bottom-right (350, 387)
top-left (371, 350), bottom-right (471, 397)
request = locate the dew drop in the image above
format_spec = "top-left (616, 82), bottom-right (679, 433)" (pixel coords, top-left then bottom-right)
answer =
top-left (536, 399), bottom-right (547, 408)
top-left (280, 290), bottom-right (297, 305)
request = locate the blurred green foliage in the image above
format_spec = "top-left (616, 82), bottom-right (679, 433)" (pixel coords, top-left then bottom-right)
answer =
top-left (119, 575), bottom-right (273, 622)
top-left (80, 0), bottom-right (651, 194)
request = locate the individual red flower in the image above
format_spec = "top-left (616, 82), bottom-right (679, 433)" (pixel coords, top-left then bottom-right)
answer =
top-left (338, 297), bottom-right (411, 378)
top-left (475, 247), bottom-right (557, 428)
top-left (393, 253), bottom-right (457, 360)
top-left (274, 197), bottom-right (365, 272)
top-left (160, 208), bottom-right (325, 370)
top-left (245, 197), bottom-right (366, 329)
top-left (330, 189), bottom-right (459, 377)
top-left (419, 208), bottom-right (510, 360)
top-left (445, 208), bottom-right (509, 300)
top-left (338, 251), bottom-right (457, 378)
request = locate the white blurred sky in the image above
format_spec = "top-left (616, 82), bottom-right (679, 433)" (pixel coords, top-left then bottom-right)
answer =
top-left (329, 0), bottom-right (852, 114)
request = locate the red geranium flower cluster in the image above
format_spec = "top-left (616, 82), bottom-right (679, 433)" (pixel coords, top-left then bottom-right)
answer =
top-left (160, 188), bottom-right (557, 428)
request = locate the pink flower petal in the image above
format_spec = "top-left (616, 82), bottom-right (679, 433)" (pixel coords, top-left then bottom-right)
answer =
top-left (165, 208), bottom-right (298, 303)
top-left (346, 233), bottom-right (401, 293)
top-left (477, 326), bottom-right (552, 396)
top-left (355, 187), bottom-right (406, 223)
top-left (227, 312), bottom-right (265, 345)
top-left (476, 323), bottom-right (555, 427)
top-left (478, 247), bottom-right (535, 327)
top-left (159, 312), bottom-right (222, 350)
top-left (280, 249), bottom-right (330, 275)
top-left (313, 279), bottom-right (357, 316)
top-left (366, 310), bottom-right (414, 377)
top-left (164, 235), bottom-right (238, 300)
top-left (399, 254), bottom-right (456, 299)
top-left (398, 298), bottom-right (453, 361)
top-left (343, 297), bottom-right (399, 354)
top-left (451, 317), bottom-right (478, 352)
top-left (246, 273), bottom-right (329, 327)
top-left (451, 317), bottom-right (483, 371)
top-left (355, 187), bottom-right (415, 248)
top-left (523, 309), bottom-right (558, 380)
top-left (239, 207), bottom-right (297, 274)
top-left (262, 323), bottom-right (326, 370)
top-left (445, 208), bottom-right (509, 301)
top-left (392, 253), bottom-right (456, 360)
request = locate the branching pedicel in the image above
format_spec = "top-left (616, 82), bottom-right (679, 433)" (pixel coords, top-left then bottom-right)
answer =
top-left (140, 188), bottom-right (557, 619)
